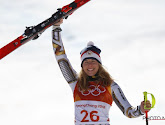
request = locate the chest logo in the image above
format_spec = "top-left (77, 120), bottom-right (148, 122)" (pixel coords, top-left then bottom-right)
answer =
top-left (79, 85), bottom-right (106, 96)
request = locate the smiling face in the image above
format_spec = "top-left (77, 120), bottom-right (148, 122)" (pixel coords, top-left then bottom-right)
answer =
top-left (82, 59), bottom-right (99, 76)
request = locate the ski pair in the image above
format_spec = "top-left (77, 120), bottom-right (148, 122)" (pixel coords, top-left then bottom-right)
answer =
top-left (0, 0), bottom-right (91, 60)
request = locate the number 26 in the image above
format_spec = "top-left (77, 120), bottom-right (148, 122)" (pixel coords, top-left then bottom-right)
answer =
top-left (81, 110), bottom-right (100, 122)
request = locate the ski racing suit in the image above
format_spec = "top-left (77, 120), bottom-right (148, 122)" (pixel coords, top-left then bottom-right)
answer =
top-left (52, 26), bottom-right (144, 125)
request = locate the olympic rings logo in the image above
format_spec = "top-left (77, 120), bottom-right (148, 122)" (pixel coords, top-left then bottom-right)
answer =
top-left (79, 85), bottom-right (106, 96)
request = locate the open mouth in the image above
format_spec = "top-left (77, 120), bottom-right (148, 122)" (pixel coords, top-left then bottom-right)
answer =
top-left (87, 69), bottom-right (94, 71)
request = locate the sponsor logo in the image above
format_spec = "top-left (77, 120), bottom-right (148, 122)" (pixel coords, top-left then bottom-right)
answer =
top-left (87, 50), bottom-right (93, 55)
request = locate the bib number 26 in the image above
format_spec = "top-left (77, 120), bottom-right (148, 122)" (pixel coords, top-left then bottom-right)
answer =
top-left (81, 110), bottom-right (100, 122)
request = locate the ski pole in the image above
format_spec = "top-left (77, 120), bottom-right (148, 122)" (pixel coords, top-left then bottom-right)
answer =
top-left (143, 91), bottom-right (156, 125)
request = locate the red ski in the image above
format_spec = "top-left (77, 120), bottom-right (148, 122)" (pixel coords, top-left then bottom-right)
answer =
top-left (0, 0), bottom-right (90, 60)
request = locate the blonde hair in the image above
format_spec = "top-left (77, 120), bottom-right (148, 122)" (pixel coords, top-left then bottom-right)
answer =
top-left (78, 64), bottom-right (114, 90)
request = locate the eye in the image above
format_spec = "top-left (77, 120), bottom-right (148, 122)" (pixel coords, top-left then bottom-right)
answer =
top-left (83, 61), bottom-right (88, 65)
top-left (92, 60), bottom-right (97, 63)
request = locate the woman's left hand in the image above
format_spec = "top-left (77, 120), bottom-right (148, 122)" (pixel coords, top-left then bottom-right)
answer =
top-left (140, 100), bottom-right (151, 113)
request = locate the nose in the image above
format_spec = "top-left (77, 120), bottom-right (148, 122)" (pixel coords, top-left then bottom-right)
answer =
top-left (87, 62), bottom-right (94, 68)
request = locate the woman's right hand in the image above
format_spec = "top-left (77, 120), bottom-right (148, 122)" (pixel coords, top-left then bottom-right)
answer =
top-left (54, 19), bottom-right (63, 26)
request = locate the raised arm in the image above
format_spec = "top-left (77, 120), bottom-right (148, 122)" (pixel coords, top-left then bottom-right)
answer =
top-left (52, 22), bottom-right (78, 90)
top-left (111, 82), bottom-right (144, 118)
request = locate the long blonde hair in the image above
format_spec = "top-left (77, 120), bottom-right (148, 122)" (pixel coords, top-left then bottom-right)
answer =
top-left (78, 64), bottom-right (114, 90)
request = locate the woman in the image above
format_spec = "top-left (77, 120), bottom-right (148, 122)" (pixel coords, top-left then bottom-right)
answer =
top-left (52, 19), bottom-right (151, 125)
